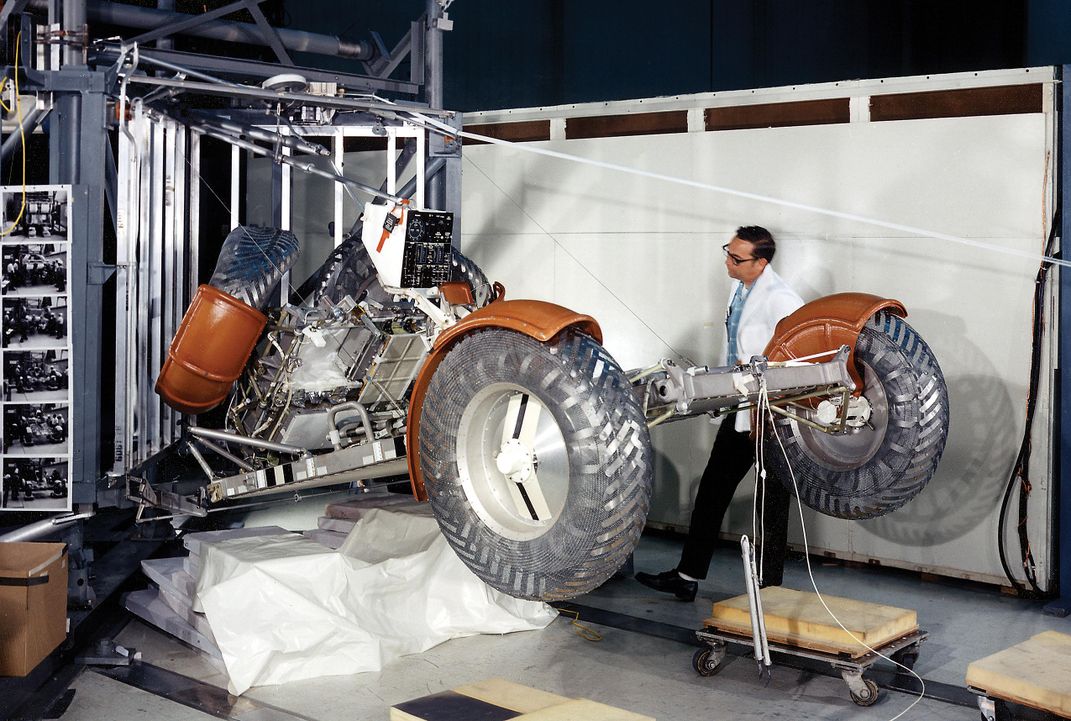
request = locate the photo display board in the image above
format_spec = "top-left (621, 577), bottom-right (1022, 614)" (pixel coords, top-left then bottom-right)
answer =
top-left (0, 185), bottom-right (72, 511)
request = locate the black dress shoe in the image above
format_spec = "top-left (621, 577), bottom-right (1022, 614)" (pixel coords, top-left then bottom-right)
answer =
top-left (635, 569), bottom-right (698, 602)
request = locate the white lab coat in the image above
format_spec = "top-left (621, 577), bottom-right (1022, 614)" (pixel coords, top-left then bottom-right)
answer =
top-left (723, 266), bottom-right (804, 432)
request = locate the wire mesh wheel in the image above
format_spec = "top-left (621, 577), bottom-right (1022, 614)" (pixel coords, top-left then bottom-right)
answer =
top-left (419, 328), bottom-right (653, 601)
top-left (763, 312), bottom-right (949, 519)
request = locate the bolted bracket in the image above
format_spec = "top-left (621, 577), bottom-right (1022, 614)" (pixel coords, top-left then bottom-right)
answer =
top-left (87, 262), bottom-right (117, 285)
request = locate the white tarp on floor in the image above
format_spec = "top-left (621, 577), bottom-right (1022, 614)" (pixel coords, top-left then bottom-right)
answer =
top-left (195, 509), bottom-right (557, 694)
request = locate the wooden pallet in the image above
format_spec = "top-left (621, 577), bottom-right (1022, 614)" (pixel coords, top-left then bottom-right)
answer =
top-left (703, 586), bottom-right (918, 659)
top-left (966, 631), bottom-right (1071, 719)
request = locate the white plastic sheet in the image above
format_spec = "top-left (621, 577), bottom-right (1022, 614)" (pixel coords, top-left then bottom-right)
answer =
top-left (196, 509), bottom-right (556, 694)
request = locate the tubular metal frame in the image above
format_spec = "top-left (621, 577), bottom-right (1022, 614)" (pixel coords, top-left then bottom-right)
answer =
top-left (1, 1), bottom-right (458, 511)
top-left (111, 105), bottom-right (435, 477)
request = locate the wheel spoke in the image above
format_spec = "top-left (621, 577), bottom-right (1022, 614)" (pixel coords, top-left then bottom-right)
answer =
top-left (501, 392), bottom-right (542, 445)
top-left (517, 396), bottom-right (542, 447)
top-left (497, 392), bottom-right (549, 521)
top-left (501, 393), bottom-right (520, 442)
top-left (510, 470), bottom-right (552, 521)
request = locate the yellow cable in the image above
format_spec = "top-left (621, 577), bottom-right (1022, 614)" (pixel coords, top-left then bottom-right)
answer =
top-left (0, 31), bottom-right (27, 237)
top-left (556, 608), bottom-right (602, 642)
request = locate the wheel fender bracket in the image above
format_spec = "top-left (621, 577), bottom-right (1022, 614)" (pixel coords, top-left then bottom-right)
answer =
top-left (405, 299), bottom-right (602, 501)
top-left (764, 292), bottom-right (907, 392)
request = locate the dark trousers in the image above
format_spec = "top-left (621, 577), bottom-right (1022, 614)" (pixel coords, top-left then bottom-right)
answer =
top-left (677, 417), bottom-right (791, 586)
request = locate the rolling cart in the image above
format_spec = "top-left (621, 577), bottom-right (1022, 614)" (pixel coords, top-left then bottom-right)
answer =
top-left (693, 626), bottom-right (927, 706)
top-left (691, 586), bottom-right (927, 707)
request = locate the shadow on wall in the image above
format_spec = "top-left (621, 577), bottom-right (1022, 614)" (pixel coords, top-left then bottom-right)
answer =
top-left (649, 444), bottom-right (685, 528)
top-left (859, 309), bottom-right (1017, 547)
top-left (645, 416), bottom-right (723, 529)
top-left (776, 242), bottom-right (835, 306)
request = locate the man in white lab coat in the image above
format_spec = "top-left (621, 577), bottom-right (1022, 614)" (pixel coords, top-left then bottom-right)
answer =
top-left (636, 226), bottom-right (804, 601)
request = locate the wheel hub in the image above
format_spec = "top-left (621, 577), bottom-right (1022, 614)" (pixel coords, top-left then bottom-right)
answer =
top-left (815, 395), bottom-right (873, 428)
top-left (495, 438), bottom-right (535, 483)
top-left (793, 362), bottom-right (889, 470)
top-left (844, 395), bottom-right (873, 428)
top-left (455, 383), bottom-right (570, 541)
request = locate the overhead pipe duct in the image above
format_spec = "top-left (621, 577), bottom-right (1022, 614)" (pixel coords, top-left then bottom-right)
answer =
top-left (63, 0), bottom-right (86, 66)
top-left (27, 0), bottom-right (375, 60)
top-left (95, 44), bottom-right (244, 87)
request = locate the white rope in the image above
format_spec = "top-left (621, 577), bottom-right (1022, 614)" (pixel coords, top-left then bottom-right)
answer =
top-left (409, 112), bottom-right (1065, 270)
top-left (406, 98), bottom-right (959, 719)
top-left (781, 348), bottom-right (841, 363)
top-left (461, 153), bottom-right (699, 367)
top-left (764, 391), bottom-right (928, 720)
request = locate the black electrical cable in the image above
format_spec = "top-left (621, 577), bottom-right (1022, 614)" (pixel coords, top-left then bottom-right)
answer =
top-left (997, 210), bottom-right (1059, 597)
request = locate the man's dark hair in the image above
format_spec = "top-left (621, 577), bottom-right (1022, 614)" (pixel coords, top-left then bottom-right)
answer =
top-left (736, 225), bottom-right (776, 262)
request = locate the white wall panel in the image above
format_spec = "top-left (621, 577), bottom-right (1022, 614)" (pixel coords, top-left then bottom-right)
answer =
top-left (461, 78), bottom-right (1056, 589)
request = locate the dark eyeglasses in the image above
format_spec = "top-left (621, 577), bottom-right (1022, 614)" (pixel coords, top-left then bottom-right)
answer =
top-left (722, 244), bottom-right (760, 266)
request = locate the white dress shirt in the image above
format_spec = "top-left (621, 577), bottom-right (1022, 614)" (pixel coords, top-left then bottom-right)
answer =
top-left (722, 266), bottom-right (804, 432)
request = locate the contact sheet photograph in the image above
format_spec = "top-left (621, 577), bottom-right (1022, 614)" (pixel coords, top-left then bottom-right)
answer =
top-left (3, 402), bottom-right (69, 456)
top-left (3, 350), bottom-right (69, 401)
top-left (1, 186), bottom-right (69, 242)
top-left (1, 457), bottom-right (68, 510)
top-left (0, 183), bottom-right (72, 513)
top-left (1, 294), bottom-right (68, 348)
top-left (2, 244), bottom-right (67, 295)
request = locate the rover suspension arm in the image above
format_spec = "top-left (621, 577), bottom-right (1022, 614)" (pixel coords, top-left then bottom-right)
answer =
top-left (638, 345), bottom-right (859, 432)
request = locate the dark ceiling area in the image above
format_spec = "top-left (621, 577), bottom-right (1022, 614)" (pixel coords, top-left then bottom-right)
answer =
top-left (282, 0), bottom-right (1069, 111)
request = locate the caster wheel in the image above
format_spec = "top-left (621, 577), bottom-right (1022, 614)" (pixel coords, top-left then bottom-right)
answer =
top-left (893, 650), bottom-right (919, 671)
top-left (692, 647), bottom-right (721, 677)
top-left (850, 678), bottom-right (880, 706)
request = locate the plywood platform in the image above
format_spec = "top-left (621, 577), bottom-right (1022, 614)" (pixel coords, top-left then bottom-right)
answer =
top-left (704, 587), bottom-right (918, 659)
top-left (966, 631), bottom-right (1071, 718)
top-left (390, 678), bottom-right (654, 721)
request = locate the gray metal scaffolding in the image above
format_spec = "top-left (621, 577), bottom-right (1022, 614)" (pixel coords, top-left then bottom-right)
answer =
top-left (0, 0), bottom-right (460, 522)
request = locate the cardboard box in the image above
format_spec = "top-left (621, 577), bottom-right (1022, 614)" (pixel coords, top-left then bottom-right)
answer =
top-left (0, 542), bottom-right (68, 676)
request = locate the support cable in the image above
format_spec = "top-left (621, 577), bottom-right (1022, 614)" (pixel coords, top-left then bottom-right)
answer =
top-left (404, 106), bottom-right (1063, 598)
top-left (407, 111), bottom-right (1071, 271)
top-left (460, 157), bottom-right (698, 367)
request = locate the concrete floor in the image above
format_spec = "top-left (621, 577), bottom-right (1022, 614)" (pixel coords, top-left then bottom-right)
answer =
top-left (52, 527), bottom-right (1070, 721)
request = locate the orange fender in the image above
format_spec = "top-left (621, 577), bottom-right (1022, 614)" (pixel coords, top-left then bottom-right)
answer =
top-left (764, 292), bottom-right (907, 393)
top-left (156, 285), bottom-right (268, 414)
top-left (405, 299), bottom-right (602, 500)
